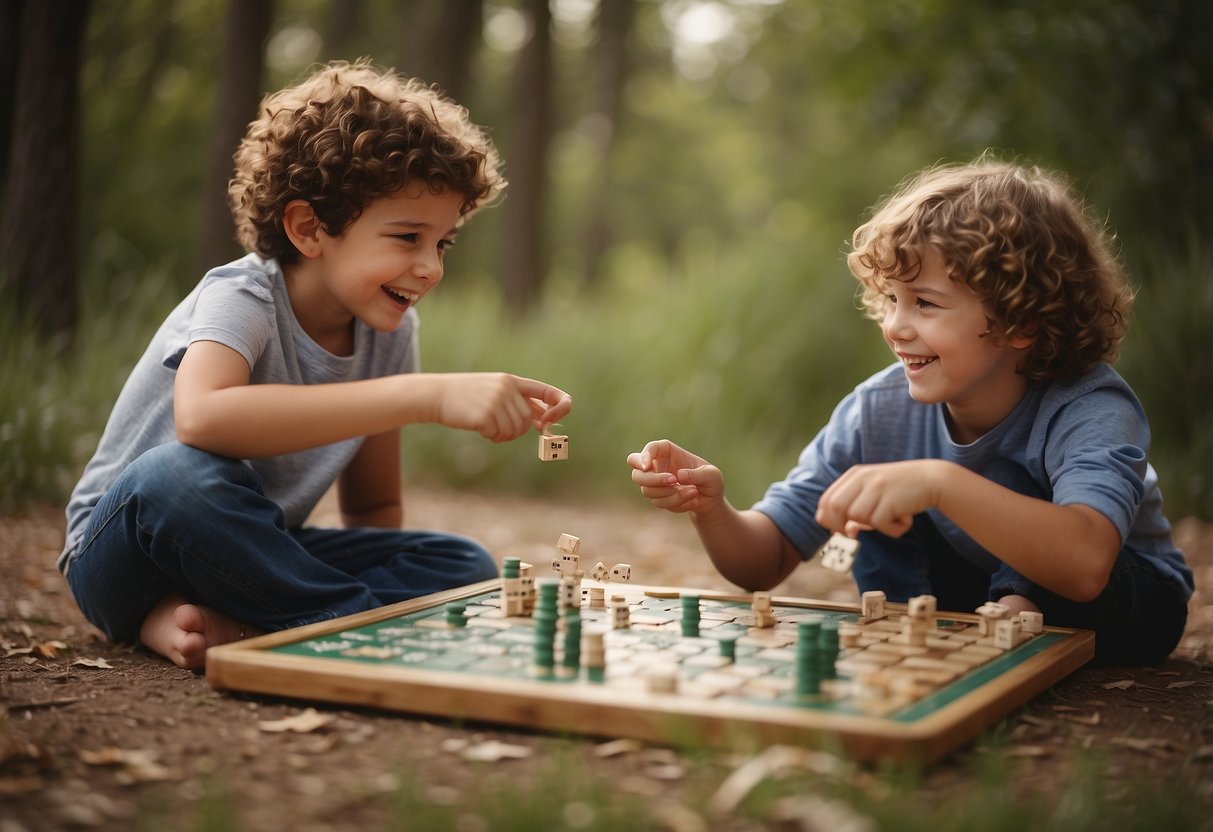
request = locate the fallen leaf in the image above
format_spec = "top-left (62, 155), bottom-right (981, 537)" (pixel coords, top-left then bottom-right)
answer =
top-left (1166, 680), bottom-right (1196, 689)
top-left (1058, 712), bottom-right (1101, 726)
top-left (1102, 679), bottom-right (1135, 690)
top-left (72, 657), bottom-right (113, 669)
top-left (459, 740), bottom-right (532, 762)
top-left (1006, 745), bottom-right (1054, 758)
top-left (257, 708), bottom-right (335, 734)
top-left (593, 738), bottom-right (642, 758)
top-left (1109, 737), bottom-right (1173, 754)
top-left (31, 640), bottom-right (68, 659)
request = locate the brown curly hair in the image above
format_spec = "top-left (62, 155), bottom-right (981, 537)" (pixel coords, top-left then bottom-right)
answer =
top-left (847, 158), bottom-right (1133, 383)
top-left (229, 59), bottom-right (505, 265)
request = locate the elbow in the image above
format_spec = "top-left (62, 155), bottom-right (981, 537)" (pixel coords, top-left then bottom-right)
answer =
top-left (1065, 558), bottom-right (1116, 604)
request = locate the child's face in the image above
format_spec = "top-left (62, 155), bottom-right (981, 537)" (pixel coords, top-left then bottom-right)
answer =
top-left (880, 249), bottom-right (1031, 441)
top-left (312, 183), bottom-right (465, 333)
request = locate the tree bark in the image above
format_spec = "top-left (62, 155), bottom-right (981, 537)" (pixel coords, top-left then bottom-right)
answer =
top-left (498, 0), bottom-right (554, 316)
top-left (0, 0), bottom-right (90, 337)
top-left (397, 0), bottom-right (481, 102)
top-left (195, 0), bottom-right (273, 275)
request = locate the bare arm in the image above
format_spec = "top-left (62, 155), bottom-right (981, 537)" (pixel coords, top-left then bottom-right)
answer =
top-left (628, 440), bottom-right (801, 591)
top-left (338, 430), bottom-right (402, 529)
top-left (173, 340), bottom-right (573, 459)
top-left (816, 459), bottom-right (1120, 602)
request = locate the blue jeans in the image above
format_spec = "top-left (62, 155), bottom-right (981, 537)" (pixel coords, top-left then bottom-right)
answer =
top-left (852, 513), bottom-right (1188, 666)
top-left (63, 443), bottom-right (498, 644)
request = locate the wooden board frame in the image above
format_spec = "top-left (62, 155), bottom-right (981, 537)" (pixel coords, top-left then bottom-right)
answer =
top-left (206, 580), bottom-right (1094, 763)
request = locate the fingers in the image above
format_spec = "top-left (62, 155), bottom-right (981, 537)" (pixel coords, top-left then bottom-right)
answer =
top-left (513, 375), bottom-right (573, 430)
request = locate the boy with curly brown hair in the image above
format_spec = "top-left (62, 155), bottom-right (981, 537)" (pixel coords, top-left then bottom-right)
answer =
top-left (61, 61), bottom-right (572, 670)
top-left (629, 158), bottom-right (1192, 664)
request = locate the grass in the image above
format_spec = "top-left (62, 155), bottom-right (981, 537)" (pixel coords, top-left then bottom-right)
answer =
top-left (1, 230), bottom-right (1209, 520)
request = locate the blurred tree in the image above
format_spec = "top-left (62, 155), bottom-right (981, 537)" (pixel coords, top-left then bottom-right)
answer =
top-left (0, 0), bottom-right (22, 196)
top-left (499, 0), bottom-right (554, 315)
top-left (196, 0), bottom-right (273, 274)
top-left (397, 0), bottom-right (482, 103)
top-left (0, 0), bottom-right (90, 337)
top-left (579, 0), bottom-right (637, 286)
top-left (327, 0), bottom-right (363, 58)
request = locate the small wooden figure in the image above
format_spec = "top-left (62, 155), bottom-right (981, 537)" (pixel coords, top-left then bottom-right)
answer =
top-left (1018, 610), bottom-right (1044, 634)
top-left (907, 594), bottom-right (937, 622)
top-left (860, 590), bottom-right (887, 622)
top-left (611, 595), bottom-right (631, 629)
top-left (819, 533), bottom-right (859, 573)
top-left (538, 434), bottom-right (569, 461)
top-left (975, 601), bottom-right (1012, 636)
top-left (993, 617), bottom-right (1023, 650)
top-left (552, 533), bottom-right (582, 576)
top-left (590, 562), bottom-right (610, 582)
top-left (610, 563), bottom-right (632, 583)
top-left (751, 591), bottom-right (776, 628)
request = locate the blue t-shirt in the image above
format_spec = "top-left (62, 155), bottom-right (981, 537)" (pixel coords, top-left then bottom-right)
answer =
top-left (753, 362), bottom-right (1193, 597)
top-left (60, 254), bottom-right (420, 571)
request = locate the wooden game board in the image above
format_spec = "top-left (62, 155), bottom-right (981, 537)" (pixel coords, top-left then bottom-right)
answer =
top-left (206, 580), bottom-right (1094, 763)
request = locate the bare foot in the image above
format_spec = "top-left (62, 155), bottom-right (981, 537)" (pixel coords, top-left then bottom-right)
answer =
top-left (138, 593), bottom-right (252, 671)
top-left (996, 593), bottom-right (1043, 617)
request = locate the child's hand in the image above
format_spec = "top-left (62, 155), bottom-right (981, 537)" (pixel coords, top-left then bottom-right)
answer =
top-left (627, 440), bottom-right (725, 515)
top-left (435, 373), bottom-right (572, 442)
top-left (815, 459), bottom-right (945, 538)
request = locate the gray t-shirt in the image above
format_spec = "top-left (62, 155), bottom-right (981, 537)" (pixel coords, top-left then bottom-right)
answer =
top-left (753, 361), bottom-right (1193, 596)
top-left (60, 254), bottom-right (420, 571)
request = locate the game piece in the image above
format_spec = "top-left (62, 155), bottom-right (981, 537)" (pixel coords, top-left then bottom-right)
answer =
top-left (610, 563), bottom-right (632, 583)
top-left (646, 665), bottom-right (679, 694)
top-left (552, 533), bottom-right (582, 575)
top-left (588, 586), bottom-right (606, 609)
top-left (207, 580), bottom-right (1095, 764)
top-left (538, 434), bottom-right (569, 461)
top-left (680, 593), bottom-right (701, 638)
top-left (582, 629), bottom-right (606, 683)
top-left (751, 591), bottom-right (776, 628)
top-left (975, 601), bottom-right (1011, 636)
top-left (819, 533), bottom-right (859, 572)
top-left (1018, 610), bottom-right (1044, 634)
top-left (861, 590), bottom-right (886, 622)
top-left (501, 557), bottom-right (526, 617)
top-left (611, 594), bottom-right (631, 629)
top-left (519, 562), bottom-right (536, 615)
top-left (994, 617), bottom-right (1023, 650)
top-left (445, 602), bottom-right (468, 628)
top-left (559, 575), bottom-right (579, 610)
top-left (591, 562), bottom-right (609, 582)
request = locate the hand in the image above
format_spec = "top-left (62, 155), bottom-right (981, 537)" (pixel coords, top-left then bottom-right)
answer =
top-left (435, 373), bottom-right (572, 443)
top-left (627, 439), bottom-right (725, 514)
top-left (815, 460), bottom-right (947, 538)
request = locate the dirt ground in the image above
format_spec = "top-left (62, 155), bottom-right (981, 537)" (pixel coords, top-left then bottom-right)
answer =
top-left (3, 488), bottom-right (1212, 831)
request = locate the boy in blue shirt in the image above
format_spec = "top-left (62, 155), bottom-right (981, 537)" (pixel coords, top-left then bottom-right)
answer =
top-left (628, 159), bottom-right (1191, 665)
top-left (61, 61), bottom-right (572, 670)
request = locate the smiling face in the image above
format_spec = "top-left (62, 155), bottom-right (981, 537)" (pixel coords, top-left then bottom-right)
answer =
top-left (285, 182), bottom-right (466, 352)
top-left (880, 248), bottom-right (1032, 443)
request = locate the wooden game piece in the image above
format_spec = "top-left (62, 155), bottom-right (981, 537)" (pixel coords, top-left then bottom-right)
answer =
top-left (751, 591), bottom-right (776, 628)
top-left (907, 594), bottom-right (936, 621)
top-left (559, 575), bottom-right (579, 610)
top-left (838, 621), bottom-right (861, 649)
top-left (819, 533), bottom-right (859, 572)
top-left (519, 562), bottom-right (536, 615)
top-left (861, 590), bottom-right (887, 622)
top-left (562, 609), bottom-right (582, 673)
top-left (589, 586), bottom-right (606, 609)
top-left (993, 617), bottom-right (1023, 650)
top-left (501, 557), bottom-right (526, 617)
top-left (538, 433), bottom-right (569, 461)
top-left (975, 601), bottom-right (1012, 636)
top-left (591, 562), bottom-right (610, 582)
top-left (582, 629), bottom-right (606, 682)
top-left (1018, 610), bottom-right (1044, 634)
top-left (680, 593), bottom-right (701, 638)
top-left (610, 563), bottom-right (632, 583)
top-left (611, 595), bottom-right (631, 629)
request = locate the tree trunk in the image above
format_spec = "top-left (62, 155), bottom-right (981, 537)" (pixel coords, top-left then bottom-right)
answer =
top-left (397, 0), bottom-right (481, 102)
top-left (498, 0), bottom-right (553, 316)
top-left (327, 0), bottom-right (363, 59)
top-left (0, 0), bottom-right (90, 337)
top-left (195, 0), bottom-right (273, 276)
top-left (580, 0), bottom-right (636, 286)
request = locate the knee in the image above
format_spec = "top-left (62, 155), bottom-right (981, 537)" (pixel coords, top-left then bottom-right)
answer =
top-left (123, 443), bottom-right (252, 517)
top-left (451, 536), bottom-right (498, 582)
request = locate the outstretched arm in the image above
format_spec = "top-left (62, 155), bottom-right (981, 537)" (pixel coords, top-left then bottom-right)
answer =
top-left (174, 340), bottom-right (573, 459)
top-left (815, 459), bottom-right (1120, 602)
top-left (628, 440), bottom-right (801, 590)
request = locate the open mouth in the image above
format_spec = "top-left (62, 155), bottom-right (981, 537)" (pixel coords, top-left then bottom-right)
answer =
top-left (383, 286), bottom-right (416, 310)
top-left (901, 355), bottom-right (937, 371)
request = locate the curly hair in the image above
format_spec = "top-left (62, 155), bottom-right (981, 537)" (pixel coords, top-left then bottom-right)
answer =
top-left (229, 59), bottom-right (506, 265)
top-left (847, 158), bottom-right (1133, 383)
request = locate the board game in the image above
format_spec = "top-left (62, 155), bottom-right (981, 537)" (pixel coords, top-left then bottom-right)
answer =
top-left (206, 561), bottom-right (1094, 763)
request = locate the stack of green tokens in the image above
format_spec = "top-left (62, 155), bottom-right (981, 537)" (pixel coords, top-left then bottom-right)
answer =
top-left (818, 619), bottom-right (839, 680)
top-left (533, 579), bottom-right (559, 676)
top-left (718, 633), bottom-right (738, 662)
top-left (445, 601), bottom-right (468, 628)
top-left (681, 593), bottom-right (701, 638)
top-left (562, 608), bottom-right (581, 672)
top-left (502, 556), bottom-right (520, 579)
top-left (796, 617), bottom-right (824, 696)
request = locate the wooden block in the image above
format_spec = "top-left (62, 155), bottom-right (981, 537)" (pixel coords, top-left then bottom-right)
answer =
top-left (819, 533), bottom-right (859, 572)
top-left (538, 434), bottom-right (569, 461)
top-left (861, 591), bottom-right (887, 621)
top-left (1018, 610), bottom-right (1044, 634)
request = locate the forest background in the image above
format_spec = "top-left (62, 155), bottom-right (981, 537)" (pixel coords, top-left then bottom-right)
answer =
top-left (1, 0), bottom-right (1210, 523)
